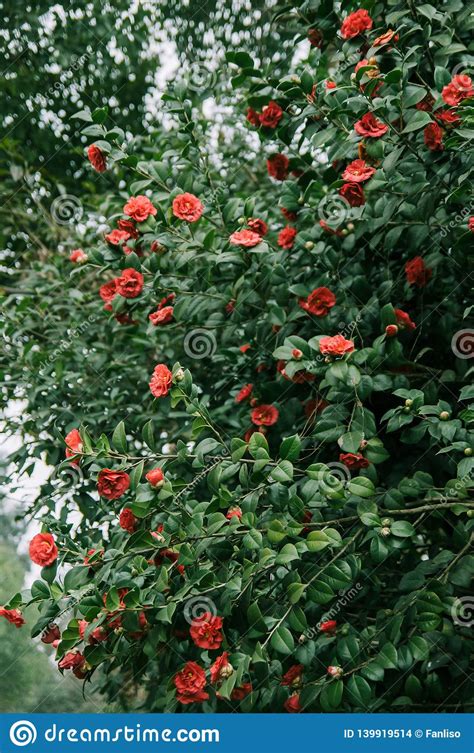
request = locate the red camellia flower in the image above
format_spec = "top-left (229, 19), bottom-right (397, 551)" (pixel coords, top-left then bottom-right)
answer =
top-left (149, 363), bottom-right (173, 398)
top-left (284, 693), bottom-right (301, 713)
top-left (386, 324), bottom-right (398, 337)
top-left (281, 664), bottom-right (303, 687)
top-left (226, 506), bottom-right (242, 521)
top-left (339, 182), bottom-right (365, 207)
top-left (442, 74), bottom-right (474, 107)
top-left (189, 612), bottom-right (223, 650)
top-left (146, 467), bottom-right (165, 488)
top-left (342, 159), bottom-right (376, 183)
top-left (97, 469), bottom-right (130, 500)
top-left (416, 93), bottom-right (435, 112)
top-left (41, 623), bottom-right (60, 643)
top-left (468, 217), bottom-right (474, 233)
top-left (236, 383), bottom-right (253, 403)
top-left (117, 219), bottom-right (139, 238)
top-left (373, 29), bottom-right (399, 46)
top-left (247, 218), bottom-right (268, 236)
top-left (0, 607), bottom-right (25, 628)
top-left (246, 107), bottom-right (260, 127)
top-left (395, 309), bottom-right (416, 330)
top-left (299, 287), bottom-right (336, 317)
top-left (78, 619), bottom-right (108, 644)
top-left (119, 508), bottom-right (137, 534)
top-left (230, 683), bottom-right (252, 701)
top-left (278, 226), bottom-right (297, 249)
top-left (251, 404), bottom-right (279, 426)
top-left (229, 229), bottom-right (262, 247)
top-left (99, 279), bottom-right (117, 304)
top-left (69, 248), bottom-right (87, 263)
top-left (59, 651), bottom-right (86, 671)
top-left (240, 343), bottom-right (251, 353)
top-left (319, 334), bottom-right (355, 357)
top-left (267, 153), bottom-right (289, 181)
top-left (172, 193), bottom-right (204, 222)
top-left (29, 532), bottom-right (58, 566)
top-left (65, 428), bottom-right (83, 462)
top-left (105, 229), bottom-right (130, 246)
top-left (87, 144), bottom-right (107, 172)
top-left (259, 101), bottom-right (283, 128)
top-left (320, 619), bottom-right (337, 634)
top-left (340, 452), bottom-right (370, 470)
top-left (340, 9), bottom-right (373, 39)
top-left (436, 109), bottom-right (461, 127)
top-left (174, 661), bottom-right (209, 704)
top-left (326, 80), bottom-right (336, 90)
top-left (116, 268), bottom-right (144, 298)
top-left (354, 113), bottom-right (388, 138)
top-left (210, 651), bottom-right (233, 684)
top-left (149, 306), bottom-right (174, 325)
top-left (281, 207), bottom-right (297, 222)
top-left (424, 122), bottom-right (444, 151)
top-left (405, 256), bottom-right (432, 287)
top-left (123, 195), bottom-right (157, 222)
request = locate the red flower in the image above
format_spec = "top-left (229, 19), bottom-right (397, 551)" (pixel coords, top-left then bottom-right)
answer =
top-left (424, 122), bottom-right (444, 151)
top-left (319, 219), bottom-right (343, 237)
top-left (259, 101), bottom-right (283, 128)
top-left (327, 665), bottom-right (343, 678)
top-left (123, 195), bottom-right (157, 222)
top-left (231, 683), bottom-right (252, 701)
top-left (117, 219), bottom-right (138, 238)
top-left (278, 226), bottom-right (297, 249)
top-left (0, 607), bottom-right (25, 628)
top-left (99, 279), bottom-right (117, 304)
top-left (97, 469), bottom-right (130, 500)
top-left (189, 612), bottom-right (223, 650)
top-left (149, 364), bottom-right (173, 398)
top-left (229, 229), bottom-right (262, 247)
top-left (69, 248), bottom-right (87, 263)
top-left (172, 193), bottom-right (204, 222)
top-left (373, 29), bottom-right (398, 46)
top-left (435, 109), bottom-right (460, 127)
top-left (308, 28), bottom-right (323, 48)
top-left (174, 661), bottom-right (209, 705)
top-left (149, 306), bottom-right (174, 325)
top-left (105, 229), bottom-right (130, 246)
top-left (78, 619), bottom-right (108, 644)
top-left (299, 287), bottom-right (336, 317)
top-left (442, 74), bottom-right (474, 107)
top-left (320, 619), bottom-right (337, 634)
top-left (116, 268), bottom-right (144, 299)
top-left (284, 693), bottom-right (301, 713)
top-left (247, 218), bottom-right (268, 236)
top-left (41, 623), bottom-right (60, 643)
top-left (405, 256), bottom-right (432, 287)
top-left (84, 548), bottom-right (103, 567)
top-left (326, 80), bottom-right (336, 90)
top-left (59, 651), bottom-right (86, 671)
top-left (395, 309), bottom-right (416, 330)
top-left (29, 533), bottom-right (58, 566)
top-left (319, 334), bottom-right (355, 357)
top-left (226, 506), bottom-right (242, 521)
top-left (281, 207), bottom-right (297, 222)
top-left (342, 159), bottom-right (376, 183)
top-left (281, 664), bottom-right (303, 687)
top-left (340, 452), bottom-right (370, 470)
top-left (65, 428), bottom-right (83, 462)
top-left (146, 467), bottom-right (165, 488)
top-left (236, 383), bottom-right (253, 403)
top-left (119, 508), bottom-right (137, 534)
top-left (246, 107), bottom-right (260, 127)
top-left (416, 94), bottom-right (435, 112)
top-left (251, 404), bottom-right (279, 426)
top-left (210, 651), bottom-right (233, 684)
top-left (340, 9), bottom-right (373, 39)
top-left (469, 217), bottom-right (474, 233)
top-left (267, 153), bottom-right (289, 181)
top-left (339, 182), bottom-right (365, 207)
top-left (87, 144), bottom-right (107, 172)
top-left (240, 343), bottom-right (251, 353)
top-left (354, 113), bottom-right (388, 138)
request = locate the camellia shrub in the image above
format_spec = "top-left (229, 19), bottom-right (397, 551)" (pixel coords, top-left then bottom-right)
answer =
top-left (1, 0), bottom-right (474, 713)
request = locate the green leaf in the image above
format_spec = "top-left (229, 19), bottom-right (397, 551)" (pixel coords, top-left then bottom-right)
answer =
top-left (391, 520), bottom-right (415, 537)
top-left (112, 421), bottom-right (127, 453)
top-left (280, 434), bottom-right (301, 461)
top-left (348, 477), bottom-right (375, 498)
top-left (270, 460), bottom-right (294, 483)
top-left (270, 626), bottom-right (295, 655)
top-left (339, 431), bottom-right (363, 453)
top-left (346, 675), bottom-right (372, 707)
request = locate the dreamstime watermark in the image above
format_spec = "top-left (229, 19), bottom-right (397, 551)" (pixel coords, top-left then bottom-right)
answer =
top-left (184, 61), bottom-right (218, 93)
top-left (439, 199), bottom-right (474, 238)
top-left (451, 595), bottom-right (474, 628)
top-left (317, 193), bottom-right (351, 228)
top-left (38, 314), bottom-right (99, 374)
top-left (50, 194), bottom-right (83, 226)
top-left (10, 721), bottom-right (37, 746)
top-left (184, 328), bottom-right (217, 359)
top-left (451, 329), bottom-right (474, 359)
top-left (183, 595), bottom-right (218, 625)
top-left (305, 582), bottom-right (363, 639)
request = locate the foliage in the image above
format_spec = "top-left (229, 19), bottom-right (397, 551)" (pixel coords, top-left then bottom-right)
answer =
top-left (1, 0), bottom-right (474, 713)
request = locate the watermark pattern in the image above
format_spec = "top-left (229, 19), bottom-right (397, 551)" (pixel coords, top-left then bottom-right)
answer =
top-left (451, 595), bottom-right (474, 627)
top-left (317, 193), bottom-right (351, 228)
top-left (185, 61), bottom-right (218, 93)
top-left (316, 461), bottom-right (351, 495)
top-left (183, 329), bottom-right (217, 359)
top-left (49, 463), bottom-right (84, 490)
top-left (183, 595), bottom-right (217, 625)
top-left (451, 329), bottom-right (474, 359)
top-left (50, 194), bottom-right (83, 226)
top-left (10, 721), bottom-right (37, 746)
top-left (305, 582), bottom-right (363, 639)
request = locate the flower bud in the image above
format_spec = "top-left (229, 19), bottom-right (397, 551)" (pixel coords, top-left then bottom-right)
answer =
top-left (220, 662), bottom-right (234, 679)
top-left (304, 241), bottom-right (314, 250)
top-left (347, 222), bottom-right (355, 232)
top-left (464, 447), bottom-right (473, 456)
top-left (439, 411), bottom-right (450, 421)
top-left (380, 526), bottom-right (391, 537)
top-left (292, 348), bottom-right (303, 360)
top-left (405, 399), bottom-right (413, 407)
top-left (381, 518), bottom-right (392, 527)
top-left (327, 665), bottom-right (343, 678)
top-left (146, 468), bottom-right (165, 488)
top-left (174, 368), bottom-right (185, 382)
top-left (385, 324), bottom-right (398, 337)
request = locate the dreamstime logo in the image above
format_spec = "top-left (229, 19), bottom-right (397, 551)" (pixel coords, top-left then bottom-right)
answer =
top-left (50, 463), bottom-right (84, 489)
top-left (184, 329), bottom-right (217, 359)
top-left (10, 720), bottom-right (37, 747)
top-left (50, 194), bottom-right (83, 225)
top-left (450, 62), bottom-right (474, 90)
top-left (451, 596), bottom-right (474, 627)
top-left (317, 194), bottom-right (350, 228)
top-left (451, 329), bottom-right (474, 359)
top-left (317, 462), bottom-right (351, 495)
top-left (183, 596), bottom-right (217, 625)
top-left (185, 62), bottom-right (218, 93)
